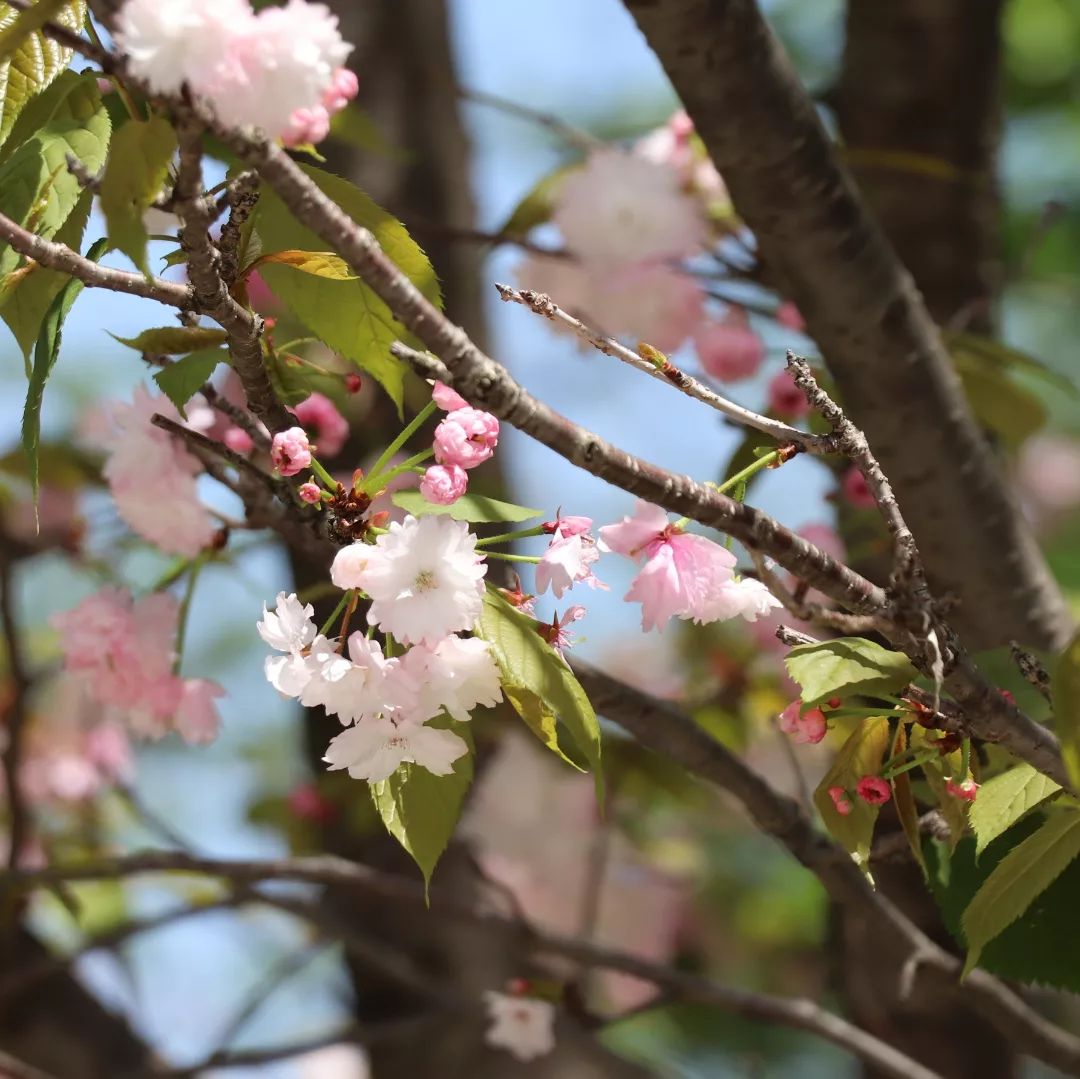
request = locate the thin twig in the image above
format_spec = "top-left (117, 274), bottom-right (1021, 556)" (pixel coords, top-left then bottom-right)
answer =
top-left (499, 284), bottom-right (831, 453)
top-left (458, 85), bottom-right (602, 152)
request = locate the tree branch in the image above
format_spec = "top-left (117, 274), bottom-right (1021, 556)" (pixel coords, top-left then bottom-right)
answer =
top-left (620, 0), bottom-right (1071, 653)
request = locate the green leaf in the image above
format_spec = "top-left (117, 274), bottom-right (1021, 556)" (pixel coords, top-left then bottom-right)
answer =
top-left (970, 763), bottom-right (1062, 856)
top-left (0, 440), bottom-right (97, 488)
top-left (391, 488), bottom-right (542, 524)
top-left (253, 248), bottom-right (356, 280)
top-left (0, 72), bottom-right (110, 279)
top-left (0, 0), bottom-right (85, 150)
top-left (812, 717), bottom-right (891, 877)
top-left (0, 183), bottom-right (88, 356)
top-left (254, 164), bottom-right (442, 413)
top-left (476, 588), bottom-right (602, 792)
top-left (927, 816), bottom-right (1080, 991)
top-left (153, 348), bottom-right (226, 417)
top-left (943, 330), bottom-right (1077, 399)
top-left (1052, 630), bottom-right (1080, 792)
top-left (369, 717), bottom-right (473, 889)
top-left (22, 236), bottom-right (105, 513)
top-left (502, 684), bottom-right (585, 771)
top-left (328, 104), bottom-right (403, 159)
top-left (952, 350), bottom-right (1046, 450)
top-left (100, 116), bottom-right (176, 275)
top-left (961, 807), bottom-right (1080, 976)
top-left (499, 162), bottom-right (580, 238)
top-left (784, 637), bottom-right (918, 707)
top-left (113, 326), bottom-right (229, 355)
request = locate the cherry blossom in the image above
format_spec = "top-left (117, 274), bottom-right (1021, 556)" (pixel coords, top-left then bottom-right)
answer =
top-left (778, 701), bottom-right (827, 745)
top-left (292, 392), bottom-right (349, 458)
top-left (555, 148), bottom-right (705, 267)
top-left (482, 990), bottom-right (557, 1062)
top-left (271, 427), bottom-right (313, 476)
top-left (767, 370), bottom-right (811, 419)
top-left (324, 712), bottom-right (468, 783)
top-left (175, 679), bottom-right (224, 744)
top-left (420, 464), bottom-right (468, 505)
top-left (300, 632), bottom-right (408, 724)
top-left (258, 592), bottom-right (320, 697)
top-left (694, 309), bottom-right (764, 382)
top-left (945, 777), bottom-right (979, 803)
top-left (535, 528), bottom-right (605, 599)
top-left (599, 501), bottom-right (737, 631)
top-left (344, 515), bottom-right (487, 645)
top-left (841, 465), bottom-right (877, 510)
top-left (401, 635), bottom-right (503, 722)
top-left (828, 786), bottom-right (854, 817)
top-left (298, 481), bottom-right (323, 504)
top-left (697, 576), bottom-right (782, 624)
top-left (542, 514), bottom-right (592, 537)
top-left (433, 408), bottom-right (500, 470)
top-left (432, 380), bottom-right (469, 411)
top-left (536, 604), bottom-right (587, 656)
top-left (855, 776), bottom-right (891, 806)
top-left (92, 387), bottom-right (217, 558)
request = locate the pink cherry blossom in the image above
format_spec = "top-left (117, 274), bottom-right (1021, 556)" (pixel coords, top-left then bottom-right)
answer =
top-left (828, 786), bottom-right (853, 817)
top-left (271, 427), bottom-right (313, 476)
top-left (841, 465), bottom-right (877, 510)
top-left (420, 464), bottom-right (468, 505)
top-left (855, 776), bottom-right (891, 806)
top-left (542, 514), bottom-right (592, 537)
top-left (324, 711), bottom-right (468, 782)
top-left (223, 426), bottom-right (255, 454)
top-left (402, 635), bottom-right (503, 722)
top-left (599, 501), bottom-right (736, 631)
top-left (91, 387), bottom-right (217, 557)
top-left (694, 309), bottom-right (764, 382)
top-left (434, 408), bottom-right (500, 470)
top-left (945, 777), bottom-right (979, 803)
top-left (281, 105), bottom-right (331, 147)
top-left (767, 370), bottom-right (811, 418)
top-left (535, 529), bottom-right (605, 599)
top-left (298, 481), bottom-right (322, 504)
top-left (775, 301), bottom-right (806, 332)
top-left (482, 991), bottom-right (556, 1062)
top-left (175, 679), bottom-right (224, 744)
top-left (778, 701), bottom-right (827, 744)
top-left (555, 148), bottom-right (705, 267)
top-left (330, 542), bottom-right (371, 590)
top-left (292, 392), bottom-right (349, 458)
top-left (696, 576), bottom-right (782, 624)
top-left (432, 380), bottom-right (469, 411)
top-left (323, 66), bottom-right (358, 111)
top-left (536, 605), bottom-right (587, 656)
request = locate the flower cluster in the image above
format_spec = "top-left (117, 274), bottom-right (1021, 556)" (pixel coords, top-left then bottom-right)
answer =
top-left (117, 0), bottom-right (357, 145)
top-left (51, 587), bottom-right (223, 744)
top-left (599, 500), bottom-right (780, 631)
top-left (259, 515), bottom-right (502, 782)
top-left (420, 382), bottom-right (500, 507)
top-left (482, 988), bottom-right (556, 1062)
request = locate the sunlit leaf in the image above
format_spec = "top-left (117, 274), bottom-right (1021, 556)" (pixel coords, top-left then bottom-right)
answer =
top-left (1052, 630), bottom-right (1080, 792)
top-left (970, 762), bottom-right (1061, 856)
top-left (112, 326), bottom-right (228, 355)
top-left (0, 0), bottom-right (86, 150)
top-left (784, 637), bottom-right (917, 707)
top-left (100, 115), bottom-right (176, 275)
top-left (961, 807), bottom-right (1080, 976)
top-left (153, 348), bottom-right (226, 417)
top-left (252, 248), bottom-right (356, 280)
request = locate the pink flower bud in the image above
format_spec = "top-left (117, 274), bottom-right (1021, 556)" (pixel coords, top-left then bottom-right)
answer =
top-left (323, 67), bottom-right (359, 112)
top-left (775, 301), bottom-right (806, 332)
top-left (299, 481), bottom-right (323, 504)
top-left (693, 310), bottom-right (764, 382)
top-left (330, 543), bottom-right (370, 590)
top-left (344, 372), bottom-right (363, 394)
top-left (281, 104), bottom-right (331, 148)
top-left (767, 370), bottom-right (811, 419)
top-left (420, 464), bottom-right (468, 505)
top-left (271, 427), bottom-right (313, 476)
top-left (855, 776), bottom-right (891, 806)
top-left (434, 407), bottom-right (499, 470)
top-left (223, 426), bottom-right (254, 454)
top-left (778, 701), bottom-right (827, 744)
top-left (841, 465), bottom-right (877, 510)
top-left (945, 777), bottom-right (979, 803)
top-left (828, 786), bottom-right (853, 817)
top-left (432, 380), bottom-right (469, 411)
top-left (998, 688), bottom-right (1016, 706)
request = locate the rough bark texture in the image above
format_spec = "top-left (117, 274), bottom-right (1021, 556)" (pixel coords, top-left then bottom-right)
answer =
top-left (622, 0), bottom-right (1072, 652)
top-left (835, 5), bottom-right (1014, 1077)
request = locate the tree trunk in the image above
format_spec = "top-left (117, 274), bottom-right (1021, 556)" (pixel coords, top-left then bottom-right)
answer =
top-left (834, 5), bottom-right (1015, 1076)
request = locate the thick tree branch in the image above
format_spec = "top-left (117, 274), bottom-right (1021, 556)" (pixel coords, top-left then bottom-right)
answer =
top-left (620, 0), bottom-right (1071, 652)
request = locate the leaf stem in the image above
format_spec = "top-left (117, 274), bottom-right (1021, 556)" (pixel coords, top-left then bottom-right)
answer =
top-left (174, 552), bottom-right (209, 674)
top-left (319, 591), bottom-right (352, 637)
top-left (366, 400), bottom-right (438, 484)
top-left (476, 524), bottom-right (548, 548)
top-left (364, 447), bottom-right (435, 492)
top-left (483, 552), bottom-right (541, 563)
